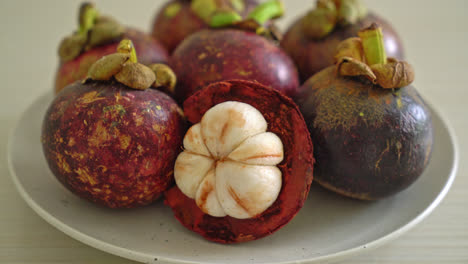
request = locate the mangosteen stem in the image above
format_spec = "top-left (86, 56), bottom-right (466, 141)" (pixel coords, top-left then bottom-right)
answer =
top-left (358, 23), bottom-right (387, 65)
top-left (117, 39), bottom-right (138, 63)
top-left (78, 2), bottom-right (99, 37)
top-left (191, 0), bottom-right (217, 24)
top-left (210, 11), bottom-right (243, 27)
top-left (247, 0), bottom-right (284, 25)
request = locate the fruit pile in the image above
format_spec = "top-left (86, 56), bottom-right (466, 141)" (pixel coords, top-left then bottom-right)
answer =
top-left (41, 0), bottom-right (433, 243)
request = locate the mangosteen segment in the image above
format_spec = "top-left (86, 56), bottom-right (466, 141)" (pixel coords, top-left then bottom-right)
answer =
top-left (165, 80), bottom-right (314, 243)
top-left (174, 101), bottom-right (284, 219)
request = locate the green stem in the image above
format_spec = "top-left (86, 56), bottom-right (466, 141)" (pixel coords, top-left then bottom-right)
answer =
top-left (190, 0), bottom-right (217, 24)
top-left (210, 11), bottom-right (243, 27)
top-left (358, 23), bottom-right (387, 65)
top-left (247, 0), bottom-right (284, 25)
top-left (78, 2), bottom-right (99, 36)
top-left (117, 39), bottom-right (138, 63)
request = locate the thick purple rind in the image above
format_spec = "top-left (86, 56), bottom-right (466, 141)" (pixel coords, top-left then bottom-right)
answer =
top-left (165, 80), bottom-right (314, 243)
top-left (297, 67), bottom-right (433, 200)
top-left (42, 81), bottom-right (186, 208)
top-left (171, 29), bottom-right (300, 103)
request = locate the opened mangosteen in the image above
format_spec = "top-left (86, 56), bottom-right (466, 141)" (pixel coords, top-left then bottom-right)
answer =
top-left (151, 0), bottom-right (258, 54)
top-left (55, 2), bottom-right (169, 94)
top-left (42, 39), bottom-right (186, 208)
top-left (170, 0), bottom-right (300, 103)
top-left (165, 80), bottom-right (314, 243)
top-left (281, 0), bottom-right (404, 83)
top-left (296, 24), bottom-right (433, 200)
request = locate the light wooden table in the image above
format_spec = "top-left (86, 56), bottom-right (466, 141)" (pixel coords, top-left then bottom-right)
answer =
top-left (1, 0), bottom-right (467, 263)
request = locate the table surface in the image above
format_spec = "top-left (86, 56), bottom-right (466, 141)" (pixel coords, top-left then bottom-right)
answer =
top-left (1, 0), bottom-right (467, 263)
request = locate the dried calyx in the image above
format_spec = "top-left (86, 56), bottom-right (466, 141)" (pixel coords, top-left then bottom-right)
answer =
top-left (58, 2), bottom-right (125, 62)
top-left (302, 0), bottom-right (367, 39)
top-left (174, 101), bottom-right (284, 219)
top-left (334, 23), bottom-right (414, 89)
top-left (192, 0), bottom-right (284, 40)
top-left (87, 39), bottom-right (176, 91)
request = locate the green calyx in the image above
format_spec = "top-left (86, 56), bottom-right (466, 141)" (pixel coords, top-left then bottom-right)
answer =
top-left (210, 11), bottom-right (243, 28)
top-left (191, 0), bottom-right (283, 29)
top-left (58, 3), bottom-right (125, 62)
top-left (334, 24), bottom-right (414, 89)
top-left (358, 23), bottom-right (386, 65)
top-left (190, 0), bottom-right (218, 24)
top-left (87, 39), bottom-right (177, 91)
top-left (246, 0), bottom-right (284, 25)
top-left (164, 2), bottom-right (182, 18)
top-left (117, 39), bottom-right (138, 63)
top-left (302, 0), bottom-right (367, 39)
top-left (78, 2), bottom-right (99, 36)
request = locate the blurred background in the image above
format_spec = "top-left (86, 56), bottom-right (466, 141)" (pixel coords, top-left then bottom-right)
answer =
top-left (0, 0), bottom-right (466, 263)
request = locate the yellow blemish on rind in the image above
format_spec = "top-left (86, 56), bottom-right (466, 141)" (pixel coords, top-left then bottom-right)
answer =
top-left (75, 167), bottom-right (98, 185)
top-left (374, 140), bottom-right (390, 172)
top-left (238, 70), bottom-right (252, 76)
top-left (78, 91), bottom-right (105, 105)
top-left (56, 153), bottom-right (71, 173)
top-left (68, 137), bottom-right (76, 147)
top-left (198, 53), bottom-right (207, 60)
top-left (134, 113), bottom-right (144, 126)
top-left (152, 124), bottom-right (164, 133)
top-left (119, 134), bottom-right (131, 150)
top-left (114, 92), bottom-right (123, 103)
top-left (396, 97), bottom-right (403, 109)
top-left (88, 120), bottom-right (111, 147)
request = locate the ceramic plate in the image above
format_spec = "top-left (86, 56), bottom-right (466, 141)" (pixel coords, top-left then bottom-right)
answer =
top-left (8, 92), bottom-right (458, 264)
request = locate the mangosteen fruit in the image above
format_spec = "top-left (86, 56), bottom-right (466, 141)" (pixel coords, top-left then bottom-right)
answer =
top-left (55, 2), bottom-right (169, 94)
top-left (165, 80), bottom-right (314, 243)
top-left (42, 39), bottom-right (185, 208)
top-left (281, 0), bottom-right (404, 83)
top-left (170, 0), bottom-right (300, 103)
top-left (151, 0), bottom-right (258, 54)
top-left (296, 24), bottom-right (433, 200)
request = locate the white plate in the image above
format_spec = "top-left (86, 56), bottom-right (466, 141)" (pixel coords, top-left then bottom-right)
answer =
top-left (8, 92), bottom-right (458, 264)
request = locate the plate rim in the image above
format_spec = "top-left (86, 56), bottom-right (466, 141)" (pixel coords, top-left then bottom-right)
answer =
top-left (7, 92), bottom-right (459, 264)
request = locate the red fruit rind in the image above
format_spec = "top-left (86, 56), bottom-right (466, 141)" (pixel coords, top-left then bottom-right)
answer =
top-left (42, 81), bottom-right (186, 208)
top-left (165, 80), bottom-right (314, 243)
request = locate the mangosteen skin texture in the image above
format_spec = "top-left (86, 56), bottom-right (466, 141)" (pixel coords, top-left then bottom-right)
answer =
top-left (281, 13), bottom-right (404, 83)
top-left (54, 28), bottom-right (169, 94)
top-left (151, 0), bottom-right (258, 54)
top-left (42, 81), bottom-right (186, 208)
top-left (165, 80), bottom-right (314, 243)
top-left (296, 67), bottom-right (433, 200)
top-left (171, 29), bottom-right (300, 103)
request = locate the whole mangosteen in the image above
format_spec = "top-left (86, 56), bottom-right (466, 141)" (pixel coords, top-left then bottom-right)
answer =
top-left (55, 2), bottom-right (169, 94)
top-left (296, 24), bottom-right (433, 200)
top-left (170, 0), bottom-right (300, 103)
top-left (151, 0), bottom-right (258, 54)
top-left (281, 0), bottom-right (404, 83)
top-left (165, 79), bottom-right (314, 243)
top-left (42, 40), bottom-right (186, 208)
